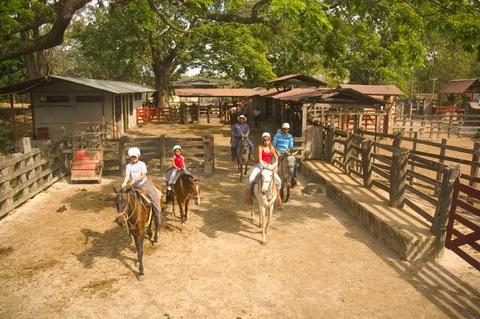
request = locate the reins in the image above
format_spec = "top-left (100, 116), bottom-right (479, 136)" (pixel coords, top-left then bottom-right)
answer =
top-left (116, 190), bottom-right (150, 235)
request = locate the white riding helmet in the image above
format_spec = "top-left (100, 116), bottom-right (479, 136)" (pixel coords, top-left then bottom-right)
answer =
top-left (282, 123), bottom-right (290, 129)
top-left (262, 132), bottom-right (271, 139)
top-left (173, 145), bottom-right (182, 151)
top-left (128, 147), bottom-right (141, 158)
top-left (237, 115), bottom-right (247, 121)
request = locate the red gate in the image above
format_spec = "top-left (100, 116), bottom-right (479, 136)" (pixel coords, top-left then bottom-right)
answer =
top-left (445, 178), bottom-right (480, 270)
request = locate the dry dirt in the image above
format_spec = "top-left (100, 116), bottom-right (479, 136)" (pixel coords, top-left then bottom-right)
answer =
top-left (0, 122), bottom-right (479, 319)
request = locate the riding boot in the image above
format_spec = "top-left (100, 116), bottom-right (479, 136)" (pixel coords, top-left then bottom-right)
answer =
top-left (244, 187), bottom-right (253, 205)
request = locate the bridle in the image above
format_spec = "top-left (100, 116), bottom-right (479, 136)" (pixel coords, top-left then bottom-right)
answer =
top-left (259, 169), bottom-right (275, 207)
top-left (115, 188), bottom-right (141, 234)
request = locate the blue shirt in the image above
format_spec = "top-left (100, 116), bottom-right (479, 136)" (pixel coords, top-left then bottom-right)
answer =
top-left (232, 123), bottom-right (250, 138)
top-left (272, 131), bottom-right (293, 154)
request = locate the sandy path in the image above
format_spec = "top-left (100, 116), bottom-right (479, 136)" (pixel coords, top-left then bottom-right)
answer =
top-left (0, 122), bottom-right (479, 319)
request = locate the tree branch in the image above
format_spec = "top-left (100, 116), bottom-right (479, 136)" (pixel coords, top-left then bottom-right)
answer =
top-left (0, 0), bottom-right (92, 62)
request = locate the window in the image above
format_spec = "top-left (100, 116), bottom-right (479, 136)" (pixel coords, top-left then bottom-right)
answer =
top-left (76, 95), bottom-right (103, 102)
top-left (39, 96), bottom-right (69, 103)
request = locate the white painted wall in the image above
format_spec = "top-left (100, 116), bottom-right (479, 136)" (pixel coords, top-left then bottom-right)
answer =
top-left (30, 81), bottom-right (148, 139)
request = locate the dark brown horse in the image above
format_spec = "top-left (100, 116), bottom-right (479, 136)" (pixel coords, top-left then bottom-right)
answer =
top-left (171, 173), bottom-right (200, 227)
top-left (113, 185), bottom-right (162, 278)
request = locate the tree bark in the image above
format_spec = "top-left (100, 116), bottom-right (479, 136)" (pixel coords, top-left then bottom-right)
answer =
top-left (150, 41), bottom-right (181, 108)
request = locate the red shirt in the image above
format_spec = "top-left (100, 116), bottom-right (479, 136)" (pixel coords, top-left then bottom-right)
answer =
top-left (173, 155), bottom-right (184, 168)
top-left (258, 147), bottom-right (272, 164)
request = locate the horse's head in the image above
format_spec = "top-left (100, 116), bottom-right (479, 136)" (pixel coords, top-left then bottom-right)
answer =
top-left (260, 169), bottom-right (274, 195)
top-left (113, 186), bottom-right (132, 225)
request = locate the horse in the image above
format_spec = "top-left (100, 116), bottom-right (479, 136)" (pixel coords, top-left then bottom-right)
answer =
top-left (113, 185), bottom-right (163, 278)
top-left (171, 173), bottom-right (200, 227)
top-left (251, 168), bottom-right (277, 245)
top-left (278, 149), bottom-right (298, 203)
top-left (236, 133), bottom-right (250, 181)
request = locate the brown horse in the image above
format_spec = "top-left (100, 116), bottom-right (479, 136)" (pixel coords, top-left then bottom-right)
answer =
top-left (171, 173), bottom-right (200, 227)
top-left (113, 185), bottom-right (162, 278)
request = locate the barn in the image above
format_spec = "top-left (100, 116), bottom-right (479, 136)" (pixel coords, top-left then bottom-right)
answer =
top-left (0, 75), bottom-right (155, 139)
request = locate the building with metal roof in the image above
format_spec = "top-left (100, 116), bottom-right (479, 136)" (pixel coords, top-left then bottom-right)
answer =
top-left (0, 75), bottom-right (155, 139)
top-left (440, 78), bottom-right (480, 94)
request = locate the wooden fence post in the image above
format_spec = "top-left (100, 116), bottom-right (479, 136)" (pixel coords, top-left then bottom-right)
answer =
top-left (203, 134), bottom-right (214, 175)
top-left (392, 132), bottom-right (402, 148)
top-left (304, 125), bottom-right (313, 160)
top-left (409, 132), bottom-right (418, 186)
top-left (362, 139), bottom-right (373, 188)
top-left (313, 125), bottom-right (323, 160)
top-left (434, 138), bottom-right (447, 196)
top-left (389, 148), bottom-right (409, 208)
top-left (468, 141), bottom-right (480, 204)
top-left (431, 165), bottom-right (460, 257)
top-left (344, 132), bottom-right (353, 175)
top-left (326, 126), bottom-right (335, 163)
top-left (0, 156), bottom-right (13, 214)
top-left (119, 136), bottom-right (127, 177)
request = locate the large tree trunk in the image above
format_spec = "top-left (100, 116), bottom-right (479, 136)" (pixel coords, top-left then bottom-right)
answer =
top-left (150, 42), bottom-right (181, 108)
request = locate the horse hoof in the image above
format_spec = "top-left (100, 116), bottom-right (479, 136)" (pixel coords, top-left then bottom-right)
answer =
top-left (262, 241), bottom-right (267, 246)
top-left (138, 273), bottom-right (145, 281)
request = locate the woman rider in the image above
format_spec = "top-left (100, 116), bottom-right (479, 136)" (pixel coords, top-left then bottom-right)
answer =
top-left (244, 132), bottom-right (282, 204)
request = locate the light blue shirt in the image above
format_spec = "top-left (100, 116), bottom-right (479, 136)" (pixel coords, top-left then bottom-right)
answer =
top-left (272, 131), bottom-right (293, 154)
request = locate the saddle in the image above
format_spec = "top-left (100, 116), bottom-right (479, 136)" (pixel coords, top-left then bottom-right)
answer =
top-left (136, 188), bottom-right (152, 206)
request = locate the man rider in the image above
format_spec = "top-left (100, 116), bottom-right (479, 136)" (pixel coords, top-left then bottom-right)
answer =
top-left (272, 122), bottom-right (297, 187)
top-left (121, 147), bottom-right (163, 225)
top-left (230, 114), bottom-right (254, 161)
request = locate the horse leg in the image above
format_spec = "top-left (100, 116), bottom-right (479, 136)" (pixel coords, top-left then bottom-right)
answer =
top-left (280, 185), bottom-right (285, 202)
top-left (136, 230), bottom-right (145, 278)
top-left (260, 204), bottom-right (267, 245)
top-left (250, 202), bottom-right (255, 223)
top-left (285, 185), bottom-right (290, 203)
top-left (172, 194), bottom-right (176, 218)
top-left (178, 202), bottom-right (185, 227)
top-left (244, 161), bottom-right (248, 176)
top-left (184, 198), bottom-right (190, 224)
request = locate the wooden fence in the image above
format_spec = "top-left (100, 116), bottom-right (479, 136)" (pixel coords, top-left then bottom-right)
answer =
top-left (307, 124), bottom-right (463, 254)
top-left (392, 114), bottom-right (480, 138)
top-left (103, 134), bottom-right (215, 176)
top-left (0, 137), bottom-right (69, 218)
top-left (445, 178), bottom-right (480, 270)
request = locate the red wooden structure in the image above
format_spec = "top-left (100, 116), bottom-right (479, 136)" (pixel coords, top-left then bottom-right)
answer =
top-left (136, 105), bottom-right (170, 124)
top-left (435, 104), bottom-right (461, 115)
top-left (70, 149), bottom-right (103, 183)
top-left (445, 178), bottom-right (480, 270)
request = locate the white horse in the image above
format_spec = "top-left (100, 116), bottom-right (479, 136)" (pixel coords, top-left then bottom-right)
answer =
top-left (251, 168), bottom-right (277, 245)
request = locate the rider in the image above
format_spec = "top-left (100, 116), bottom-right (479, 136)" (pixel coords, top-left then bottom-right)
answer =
top-left (244, 132), bottom-right (282, 205)
top-left (121, 147), bottom-right (162, 223)
top-left (167, 145), bottom-right (188, 190)
top-left (230, 114), bottom-right (254, 161)
top-left (272, 122), bottom-right (297, 187)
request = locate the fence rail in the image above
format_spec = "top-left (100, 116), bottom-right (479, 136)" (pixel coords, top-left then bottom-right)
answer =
top-left (307, 123), bottom-right (464, 255)
top-left (0, 137), bottom-right (69, 218)
top-left (445, 178), bottom-right (480, 270)
top-left (103, 134), bottom-right (215, 176)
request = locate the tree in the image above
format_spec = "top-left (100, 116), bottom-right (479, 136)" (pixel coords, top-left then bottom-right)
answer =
top-left (0, 0), bottom-right (93, 63)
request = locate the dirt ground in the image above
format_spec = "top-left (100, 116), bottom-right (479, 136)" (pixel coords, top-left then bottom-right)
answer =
top-left (0, 121), bottom-right (479, 319)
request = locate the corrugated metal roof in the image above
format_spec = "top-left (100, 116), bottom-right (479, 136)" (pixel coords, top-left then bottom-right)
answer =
top-left (268, 74), bottom-right (328, 87)
top-left (0, 75), bottom-right (155, 95)
top-left (440, 78), bottom-right (480, 94)
top-left (51, 75), bottom-right (155, 93)
top-left (271, 87), bottom-right (322, 102)
top-left (259, 87), bottom-right (386, 106)
top-left (174, 88), bottom-right (260, 97)
top-left (338, 84), bottom-right (403, 96)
